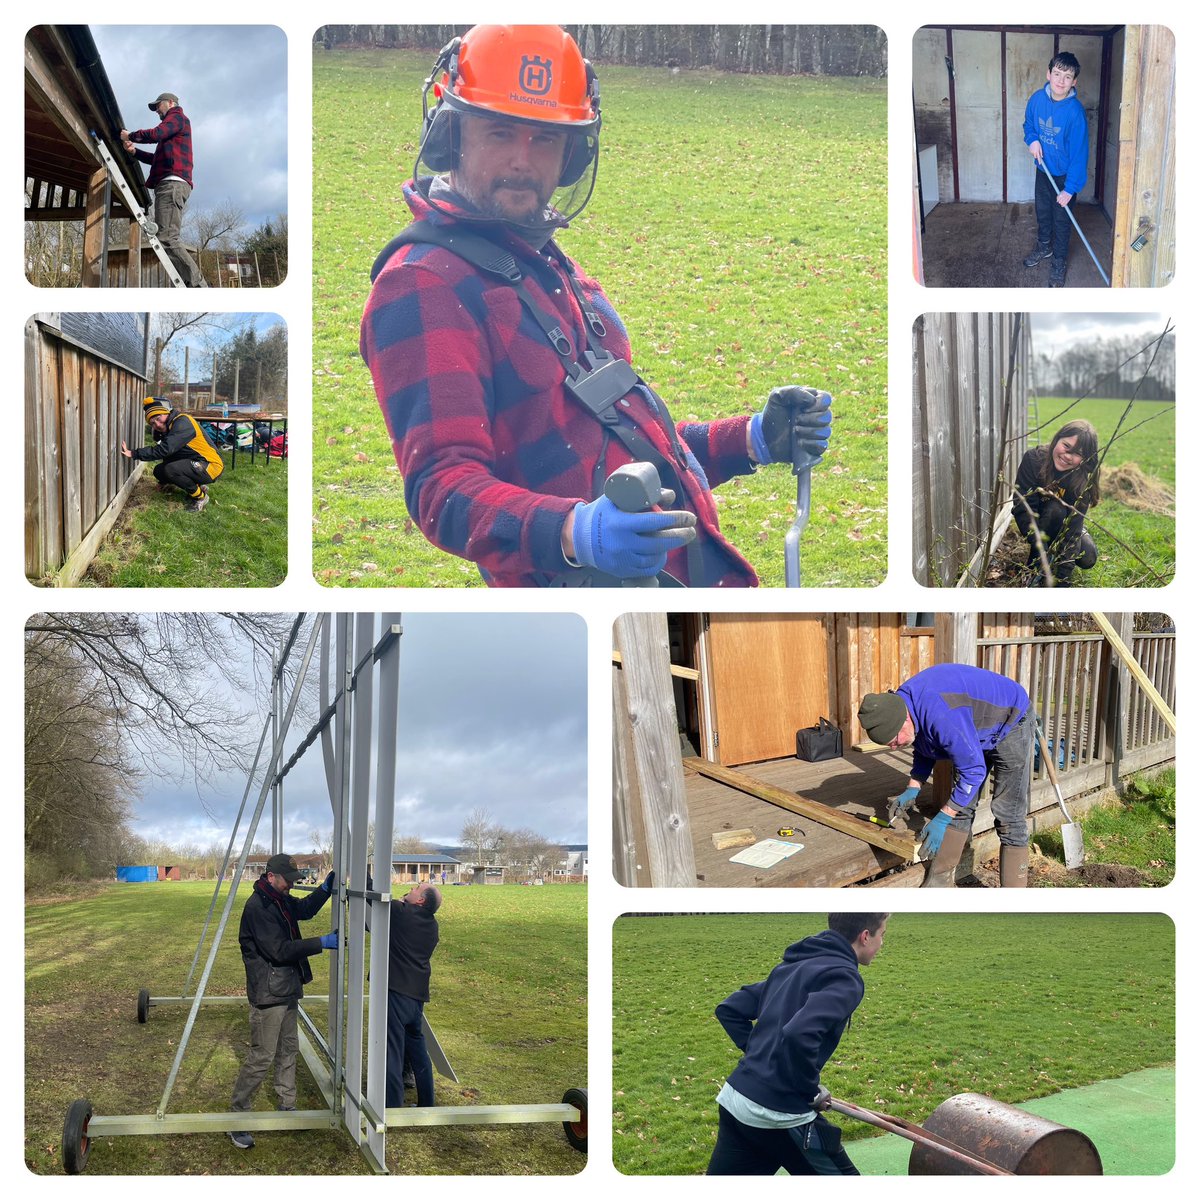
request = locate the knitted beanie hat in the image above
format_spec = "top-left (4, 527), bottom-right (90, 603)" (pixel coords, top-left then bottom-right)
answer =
top-left (858, 692), bottom-right (908, 744)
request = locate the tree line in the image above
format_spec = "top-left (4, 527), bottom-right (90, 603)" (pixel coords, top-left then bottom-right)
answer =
top-left (1031, 328), bottom-right (1175, 401)
top-left (316, 24), bottom-right (888, 77)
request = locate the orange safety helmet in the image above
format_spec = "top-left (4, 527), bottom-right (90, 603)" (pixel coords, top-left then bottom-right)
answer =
top-left (418, 25), bottom-right (602, 195)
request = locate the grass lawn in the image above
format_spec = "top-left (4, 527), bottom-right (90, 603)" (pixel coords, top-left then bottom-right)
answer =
top-left (1021, 396), bottom-right (1174, 587)
top-left (80, 456), bottom-right (288, 587)
top-left (26, 881), bottom-right (586, 1175)
top-left (1032, 768), bottom-right (1175, 886)
top-left (612, 912), bottom-right (1174, 1175)
top-left (313, 48), bottom-right (887, 587)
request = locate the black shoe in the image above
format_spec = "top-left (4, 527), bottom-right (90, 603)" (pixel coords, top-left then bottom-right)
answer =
top-left (277, 1105), bottom-right (296, 1111)
top-left (1049, 258), bottom-right (1067, 287)
top-left (228, 1130), bottom-right (255, 1149)
top-left (1023, 243), bottom-right (1052, 268)
top-left (403, 1071), bottom-right (416, 1089)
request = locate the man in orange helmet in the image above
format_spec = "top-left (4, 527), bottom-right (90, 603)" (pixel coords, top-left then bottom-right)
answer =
top-left (362, 25), bottom-right (834, 587)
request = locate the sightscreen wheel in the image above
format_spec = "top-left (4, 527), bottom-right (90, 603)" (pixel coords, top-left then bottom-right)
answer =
top-left (137, 987), bottom-right (151, 1023)
top-left (62, 1098), bottom-right (93, 1174)
top-left (562, 1086), bottom-right (587, 1152)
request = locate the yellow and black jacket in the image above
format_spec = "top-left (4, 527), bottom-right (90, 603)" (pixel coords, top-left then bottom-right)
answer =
top-left (131, 409), bottom-right (224, 477)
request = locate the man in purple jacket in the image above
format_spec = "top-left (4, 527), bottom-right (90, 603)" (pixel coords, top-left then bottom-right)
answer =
top-left (706, 913), bottom-right (888, 1175)
top-left (858, 664), bottom-right (1032, 887)
top-left (121, 91), bottom-right (203, 286)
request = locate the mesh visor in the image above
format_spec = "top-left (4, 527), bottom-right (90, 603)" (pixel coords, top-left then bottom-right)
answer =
top-left (415, 104), bottom-right (599, 232)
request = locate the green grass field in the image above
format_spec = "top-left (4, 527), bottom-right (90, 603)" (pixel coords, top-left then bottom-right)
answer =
top-left (80, 456), bottom-right (288, 587)
top-left (26, 881), bottom-right (586, 1175)
top-left (612, 913), bottom-right (1174, 1175)
top-left (1023, 396), bottom-right (1174, 587)
top-left (313, 48), bottom-right (887, 587)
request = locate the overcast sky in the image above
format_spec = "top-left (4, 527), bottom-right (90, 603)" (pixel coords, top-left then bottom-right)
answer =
top-left (1030, 312), bottom-right (1171, 349)
top-left (90, 25), bottom-right (287, 231)
top-left (131, 614), bottom-right (588, 851)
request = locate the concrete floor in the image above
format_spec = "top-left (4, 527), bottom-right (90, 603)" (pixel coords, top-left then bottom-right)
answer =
top-left (846, 1066), bottom-right (1174, 1175)
top-left (921, 201), bottom-right (1113, 289)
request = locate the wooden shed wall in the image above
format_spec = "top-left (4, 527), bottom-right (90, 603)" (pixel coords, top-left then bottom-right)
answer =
top-left (25, 316), bottom-right (146, 581)
top-left (912, 312), bottom-right (1030, 586)
top-left (1111, 25), bottom-right (1175, 287)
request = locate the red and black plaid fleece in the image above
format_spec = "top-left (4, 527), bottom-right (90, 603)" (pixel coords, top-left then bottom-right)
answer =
top-left (360, 186), bottom-right (760, 587)
top-left (128, 106), bottom-right (193, 188)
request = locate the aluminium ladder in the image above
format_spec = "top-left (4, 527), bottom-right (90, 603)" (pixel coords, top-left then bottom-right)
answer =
top-left (91, 133), bottom-right (189, 288)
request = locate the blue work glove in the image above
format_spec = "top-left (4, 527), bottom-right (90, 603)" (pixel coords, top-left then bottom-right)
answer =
top-left (892, 785), bottom-right (920, 813)
top-left (571, 493), bottom-right (697, 580)
top-left (320, 931), bottom-right (339, 950)
top-left (321, 871), bottom-right (335, 893)
top-left (751, 386), bottom-right (833, 468)
top-left (919, 812), bottom-right (953, 858)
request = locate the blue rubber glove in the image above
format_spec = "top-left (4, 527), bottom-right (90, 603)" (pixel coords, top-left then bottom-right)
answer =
top-left (321, 871), bottom-right (335, 893)
top-left (571, 494), bottom-right (697, 579)
top-left (320, 931), bottom-right (339, 950)
top-left (892, 785), bottom-right (920, 812)
top-left (919, 812), bottom-right (953, 858)
top-left (751, 386), bottom-right (833, 468)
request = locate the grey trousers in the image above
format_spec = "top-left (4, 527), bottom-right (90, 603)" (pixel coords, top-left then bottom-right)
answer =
top-left (948, 713), bottom-right (1033, 847)
top-left (154, 180), bottom-right (202, 285)
top-left (231, 1002), bottom-right (298, 1111)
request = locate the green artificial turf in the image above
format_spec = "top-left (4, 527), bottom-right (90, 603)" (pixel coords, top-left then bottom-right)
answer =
top-left (313, 49), bottom-right (887, 587)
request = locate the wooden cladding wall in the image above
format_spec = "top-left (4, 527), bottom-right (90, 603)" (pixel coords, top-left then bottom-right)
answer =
top-left (25, 318), bottom-right (144, 580)
top-left (913, 312), bottom-right (1030, 586)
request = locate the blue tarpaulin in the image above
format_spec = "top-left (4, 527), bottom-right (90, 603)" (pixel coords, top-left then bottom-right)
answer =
top-left (116, 865), bottom-right (158, 883)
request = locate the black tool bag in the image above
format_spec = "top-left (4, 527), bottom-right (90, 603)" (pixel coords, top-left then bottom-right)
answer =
top-left (796, 717), bottom-right (843, 762)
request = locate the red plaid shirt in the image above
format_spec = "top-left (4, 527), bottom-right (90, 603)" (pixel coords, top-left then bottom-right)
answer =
top-left (128, 106), bottom-right (193, 188)
top-left (360, 185), bottom-right (760, 587)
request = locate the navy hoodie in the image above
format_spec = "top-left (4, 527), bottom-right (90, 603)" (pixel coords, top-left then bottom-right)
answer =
top-left (716, 929), bottom-right (864, 1114)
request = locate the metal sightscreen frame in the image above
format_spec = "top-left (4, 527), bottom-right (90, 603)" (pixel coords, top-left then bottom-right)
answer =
top-left (66, 612), bottom-right (584, 1176)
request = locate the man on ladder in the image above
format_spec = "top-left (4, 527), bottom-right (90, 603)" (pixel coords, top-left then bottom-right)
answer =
top-left (120, 92), bottom-right (204, 287)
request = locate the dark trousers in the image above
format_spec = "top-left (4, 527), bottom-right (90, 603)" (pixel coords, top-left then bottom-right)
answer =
top-left (947, 713), bottom-right (1034, 847)
top-left (386, 991), bottom-right (434, 1108)
top-left (706, 1106), bottom-right (859, 1176)
top-left (153, 458), bottom-right (213, 498)
top-left (1033, 167), bottom-right (1073, 260)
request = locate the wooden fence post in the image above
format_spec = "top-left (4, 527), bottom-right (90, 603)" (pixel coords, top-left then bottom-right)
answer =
top-left (1102, 612), bottom-right (1135, 787)
top-left (613, 613), bottom-right (697, 887)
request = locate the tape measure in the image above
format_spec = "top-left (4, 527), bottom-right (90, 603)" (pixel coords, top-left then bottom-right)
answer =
top-left (777, 827), bottom-right (795, 838)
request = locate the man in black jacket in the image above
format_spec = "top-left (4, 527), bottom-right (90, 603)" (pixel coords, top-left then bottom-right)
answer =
top-left (706, 913), bottom-right (888, 1176)
top-left (121, 396), bottom-right (224, 512)
top-left (228, 853), bottom-right (337, 1149)
top-left (386, 881), bottom-right (441, 1108)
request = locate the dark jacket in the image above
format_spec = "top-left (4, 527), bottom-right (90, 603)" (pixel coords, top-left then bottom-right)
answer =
top-left (717, 929), bottom-right (864, 1114)
top-left (1012, 446), bottom-right (1087, 583)
top-left (132, 409), bottom-right (224, 477)
top-left (360, 184), bottom-right (760, 587)
top-left (128, 105), bottom-right (194, 188)
top-left (388, 899), bottom-right (439, 1002)
top-left (238, 875), bottom-right (331, 1008)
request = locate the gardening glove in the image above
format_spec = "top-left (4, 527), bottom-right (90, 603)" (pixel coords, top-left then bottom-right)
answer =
top-left (751, 387), bottom-right (833, 468)
top-left (571, 494), bottom-right (697, 580)
top-left (322, 871), bottom-right (335, 893)
top-left (812, 1084), bottom-right (833, 1112)
top-left (887, 785), bottom-right (921, 825)
top-left (320, 931), bottom-right (339, 950)
top-left (919, 811), bottom-right (953, 859)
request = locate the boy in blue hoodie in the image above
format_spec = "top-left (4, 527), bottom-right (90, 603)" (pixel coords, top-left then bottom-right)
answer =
top-left (706, 913), bottom-right (888, 1176)
top-left (1021, 52), bottom-right (1090, 287)
top-left (858, 664), bottom-right (1032, 889)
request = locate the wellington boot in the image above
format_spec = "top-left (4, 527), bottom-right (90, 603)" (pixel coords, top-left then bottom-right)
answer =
top-left (921, 825), bottom-right (970, 888)
top-left (999, 843), bottom-right (1030, 888)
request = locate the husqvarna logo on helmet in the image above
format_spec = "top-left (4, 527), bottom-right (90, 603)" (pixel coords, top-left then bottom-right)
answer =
top-left (519, 55), bottom-right (553, 95)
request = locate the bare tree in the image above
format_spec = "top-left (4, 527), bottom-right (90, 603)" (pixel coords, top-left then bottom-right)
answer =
top-left (186, 200), bottom-right (248, 255)
top-left (394, 834), bottom-right (432, 853)
top-left (460, 806), bottom-right (497, 868)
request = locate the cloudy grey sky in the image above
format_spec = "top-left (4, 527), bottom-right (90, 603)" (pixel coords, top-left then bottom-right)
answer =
top-left (131, 614), bottom-right (588, 851)
top-left (1030, 312), bottom-right (1171, 348)
top-left (90, 25), bottom-right (287, 231)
